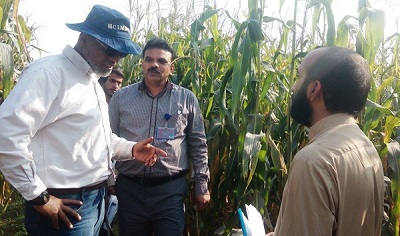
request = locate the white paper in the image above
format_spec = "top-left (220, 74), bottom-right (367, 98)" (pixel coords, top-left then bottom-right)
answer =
top-left (238, 204), bottom-right (265, 236)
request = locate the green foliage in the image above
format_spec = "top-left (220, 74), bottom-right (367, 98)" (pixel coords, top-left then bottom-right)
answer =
top-left (0, 0), bottom-right (31, 103)
top-left (308, 0), bottom-right (336, 46)
top-left (116, 0), bottom-right (398, 235)
top-left (1, 0), bottom-right (399, 235)
top-left (357, 7), bottom-right (385, 64)
top-left (0, 200), bottom-right (26, 235)
top-left (0, 43), bottom-right (13, 100)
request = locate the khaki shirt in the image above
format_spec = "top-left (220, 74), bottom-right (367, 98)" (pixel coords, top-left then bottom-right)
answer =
top-left (274, 113), bottom-right (384, 236)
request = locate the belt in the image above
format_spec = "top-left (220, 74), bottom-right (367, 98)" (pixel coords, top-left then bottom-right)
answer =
top-left (47, 181), bottom-right (107, 195)
top-left (122, 170), bottom-right (188, 187)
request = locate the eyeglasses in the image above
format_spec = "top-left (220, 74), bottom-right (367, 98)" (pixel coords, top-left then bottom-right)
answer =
top-left (95, 39), bottom-right (129, 58)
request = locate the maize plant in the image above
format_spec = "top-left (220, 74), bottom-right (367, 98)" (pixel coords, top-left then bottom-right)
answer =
top-left (0, 0), bottom-right (399, 235)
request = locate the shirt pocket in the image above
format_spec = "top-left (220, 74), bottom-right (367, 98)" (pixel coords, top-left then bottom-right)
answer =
top-left (171, 108), bottom-right (188, 137)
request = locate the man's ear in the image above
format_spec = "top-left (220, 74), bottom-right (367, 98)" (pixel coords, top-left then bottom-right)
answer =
top-left (309, 81), bottom-right (322, 100)
top-left (311, 82), bottom-right (317, 93)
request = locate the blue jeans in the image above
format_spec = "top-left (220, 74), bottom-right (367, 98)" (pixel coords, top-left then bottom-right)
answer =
top-left (116, 175), bottom-right (187, 236)
top-left (25, 187), bottom-right (106, 236)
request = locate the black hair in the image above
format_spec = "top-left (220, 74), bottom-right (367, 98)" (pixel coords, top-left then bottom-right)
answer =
top-left (303, 46), bottom-right (371, 115)
top-left (98, 66), bottom-right (124, 86)
top-left (110, 66), bottom-right (124, 79)
top-left (142, 37), bottom-right (176, 61)
top-left (98, 76), bottom-right (107, 86)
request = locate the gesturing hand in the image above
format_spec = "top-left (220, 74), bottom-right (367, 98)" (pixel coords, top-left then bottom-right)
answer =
top-left (132, 137), bottom-right (167, 165)
top-left (33, 195), bottom-right (82, 229)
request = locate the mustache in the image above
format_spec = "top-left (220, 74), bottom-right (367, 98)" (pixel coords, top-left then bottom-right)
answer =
top-left (148, 67), bottom-right (160, 73)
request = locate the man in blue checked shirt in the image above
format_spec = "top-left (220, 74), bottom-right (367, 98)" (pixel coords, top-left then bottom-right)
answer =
top-left (109, 37), bottom-right (210, 235)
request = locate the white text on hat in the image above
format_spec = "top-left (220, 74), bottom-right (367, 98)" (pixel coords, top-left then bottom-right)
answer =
top-left (108, 24), bottom-right (129, 32)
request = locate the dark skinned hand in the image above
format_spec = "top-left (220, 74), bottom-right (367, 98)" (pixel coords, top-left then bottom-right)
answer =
top-left (33, 195), bottom-right (82, 229)
top-left (132, 137), bottom-right (167, 166)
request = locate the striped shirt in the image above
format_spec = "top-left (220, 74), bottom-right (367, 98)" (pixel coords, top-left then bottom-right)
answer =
top-left (109, 81), bottom-right (210, 195)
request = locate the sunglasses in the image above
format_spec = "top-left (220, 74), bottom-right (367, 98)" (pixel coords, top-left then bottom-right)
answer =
top-left (95, 39), bottom-right (129, 58)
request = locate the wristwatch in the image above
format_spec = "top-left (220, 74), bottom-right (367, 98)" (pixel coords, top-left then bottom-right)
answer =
top-left (28, 190), bottom-right (50, 206)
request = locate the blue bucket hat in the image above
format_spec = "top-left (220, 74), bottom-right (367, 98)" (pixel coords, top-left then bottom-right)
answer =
top-left (66, 5), bottom-right (142, 55)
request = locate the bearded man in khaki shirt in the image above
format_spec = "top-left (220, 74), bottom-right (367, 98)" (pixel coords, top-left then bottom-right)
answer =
top-left (268, 46), bottom-right (384, 236)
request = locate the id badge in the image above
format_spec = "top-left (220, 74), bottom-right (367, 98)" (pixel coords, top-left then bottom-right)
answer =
top-left (156, 127), bottom-right (175, 140)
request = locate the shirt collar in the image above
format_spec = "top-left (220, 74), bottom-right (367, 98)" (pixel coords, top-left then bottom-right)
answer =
top-left (309, 113), bottom-right (357, 140)
top-left (138, 79), bottom-right (173, 95)
top-left (62, 45), bottom-right (98, 82)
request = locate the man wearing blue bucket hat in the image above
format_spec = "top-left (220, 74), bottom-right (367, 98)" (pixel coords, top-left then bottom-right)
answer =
top-left (66, 5), bottom-right (142, 57)
top-left (0, 4), bottom-right (166, 236)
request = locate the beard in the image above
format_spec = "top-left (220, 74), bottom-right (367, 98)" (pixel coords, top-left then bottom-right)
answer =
top-left (89, 62), bottom-right (112, 77)
top-left (290, 86), bottom-right (312, 127)
top-left (84, 51), bottom-right (112, 77)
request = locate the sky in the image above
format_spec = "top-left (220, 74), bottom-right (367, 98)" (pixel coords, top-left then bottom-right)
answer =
top-left (18, 0), bottom-right (399, 60)
top-left (19, 0), bottom-right (249, 59)
top-left (19, 0), bottom-right (127, 59)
